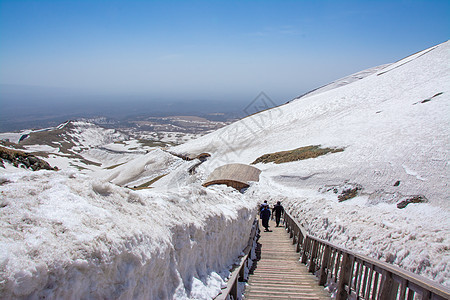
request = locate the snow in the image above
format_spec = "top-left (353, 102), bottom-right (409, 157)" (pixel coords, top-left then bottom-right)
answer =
top-left (101, 148), bottom-right (183, 187)
top-left (0, 170), bottom-right (257, 299)
top-left (23, 144), bottom-right (59, 153)
top-left (66, 121), bottom-right (127, 149)
top-left (171, 41), bottom-right (450, 286)
top-left (0, 132), bottom-right (28, 144)
top-left (295, 63), bottom-right (391, 100)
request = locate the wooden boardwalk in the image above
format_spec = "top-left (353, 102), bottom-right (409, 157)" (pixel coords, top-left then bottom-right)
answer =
top-left (244, 219), bottom-right (330, 300)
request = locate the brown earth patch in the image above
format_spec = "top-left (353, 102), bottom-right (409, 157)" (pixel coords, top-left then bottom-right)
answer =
top-left (251, 145), bottom-right (344, 164)
top-left (397, 195), bottom-right (427, 209)
top-left (338, 187), bottom-right (361, 202)
top-left (130, 174), bottom-right (167, 190)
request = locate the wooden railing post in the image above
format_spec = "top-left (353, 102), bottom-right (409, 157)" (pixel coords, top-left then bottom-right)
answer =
top-left (292, 227), bottom-right (297, 244)
top-left (398, 278), bottom-right (407, 299)
top-left (284, 213), bottom-right (289, 231)
top-left (239, 257), bottom-right (246, 281)
top-left (301, 236), bottom-right (310, 264)
top-left (355, 259), bottom-right (363, 297)
top-left (347, 255), bottom-right (356, 293)
top-left (285, 213), bottom-right (291, 233)
top-left (309, 239), bottom-right (319, 273)
top-left (334, 252), bottom-right (342, 280)
top-left (319, 245), bottom-right (331, 286)
top-left (296, 233), bottom-right (302, 253)
top-left (336, 252), bottom-right (351, 300)
top-left (421, 289), bottom-right (431, 300)
top-left (379, 270), bottom-right (397, 300)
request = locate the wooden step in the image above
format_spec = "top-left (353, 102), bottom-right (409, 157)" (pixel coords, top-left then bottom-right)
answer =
top-left (244, 219), bottom-right (330, 300)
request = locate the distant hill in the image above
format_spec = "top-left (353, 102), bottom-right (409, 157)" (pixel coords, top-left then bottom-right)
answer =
top-left (0, 120), bottom-right (129, 172)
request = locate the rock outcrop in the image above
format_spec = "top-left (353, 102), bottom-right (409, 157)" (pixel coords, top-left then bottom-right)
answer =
top-left (0, 146), bottom-right (57, 171)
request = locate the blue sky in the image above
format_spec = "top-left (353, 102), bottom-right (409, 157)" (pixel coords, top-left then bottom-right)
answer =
top-left (1, 0), bottom-right (449, 105)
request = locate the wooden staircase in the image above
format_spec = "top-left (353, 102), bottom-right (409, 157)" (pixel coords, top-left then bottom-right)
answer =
top-left (244, 219), bottom-right (330, 300)
top-left (218, 213), bottom-right (449, 300)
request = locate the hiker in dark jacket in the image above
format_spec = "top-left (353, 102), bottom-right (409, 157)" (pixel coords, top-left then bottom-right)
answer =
top-left (272, 201), bottom-right (284, 227)
top-left (259, 200), bottom-right (268, 212)
top-left (260, 204), bottom-right (271, 232)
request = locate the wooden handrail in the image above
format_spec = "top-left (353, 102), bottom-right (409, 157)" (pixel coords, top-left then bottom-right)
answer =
top-left (214, 218), bottom-right (259, 300)
top-left (283, 210), bottom-right (450, 300)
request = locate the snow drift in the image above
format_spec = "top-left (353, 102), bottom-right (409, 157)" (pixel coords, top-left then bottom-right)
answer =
top-left (0, 170), bottom-right (257, 299)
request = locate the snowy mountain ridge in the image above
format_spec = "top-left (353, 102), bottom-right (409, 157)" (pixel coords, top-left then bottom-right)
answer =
top-left (294, 63), bottom-right (391, 101)
top-left (294, 43), bottom-right (441, 102)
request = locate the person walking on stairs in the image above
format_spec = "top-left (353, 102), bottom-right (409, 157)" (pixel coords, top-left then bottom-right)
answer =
top-left (259, 200), bottom-right (268, 212)
top-left (272, 201), bottom-right (284, 227)
top-left (260, 204), bottom-right (271, 232)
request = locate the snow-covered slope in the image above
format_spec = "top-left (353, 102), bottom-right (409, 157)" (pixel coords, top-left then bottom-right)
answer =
top-left (172, 41), bottom-right (449, 208)
top-left (294, 63), bottom-right (390, 100)
top-left (171, 41), bottom-right (450, 285)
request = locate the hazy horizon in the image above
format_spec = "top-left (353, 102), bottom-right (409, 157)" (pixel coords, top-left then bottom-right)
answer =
top-left (1, 0), bottom-right (449, 131)
top-left (0, 83), bottom-right (255, 132)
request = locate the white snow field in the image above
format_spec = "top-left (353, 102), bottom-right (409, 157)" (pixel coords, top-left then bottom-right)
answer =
top-left (172, 41), bottom-right (450, 286)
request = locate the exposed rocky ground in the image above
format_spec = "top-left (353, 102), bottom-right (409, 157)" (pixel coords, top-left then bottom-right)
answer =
top-left (0, 146), bottom-right (57, 171)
